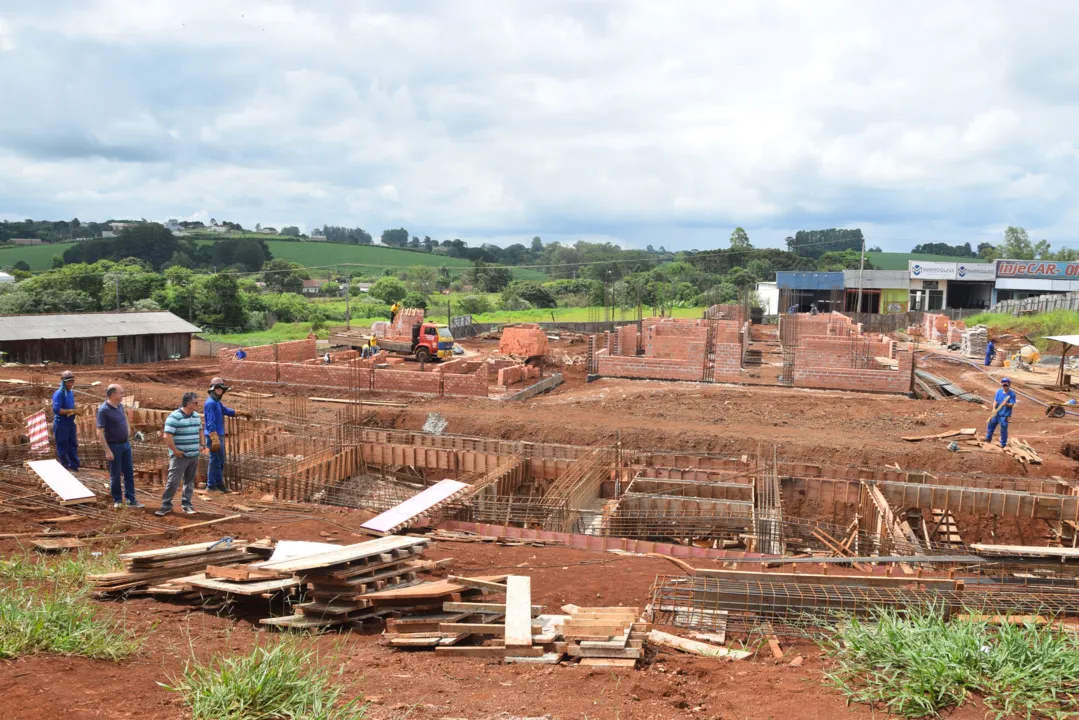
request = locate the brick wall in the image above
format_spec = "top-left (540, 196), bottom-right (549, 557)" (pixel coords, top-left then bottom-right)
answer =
top-left (793, 349), bottom-right (913, 394)
top-left (278, 362), bottom-right (361, 389)
top-left (617, 324), bottom-right (639, 356)
top-left (708, 304), bottom-right (746, 324)
top-left (597, 355), bottom-right (705, 382)
top-left (275, 338), bottom-right (318, 363)
top-left (372, 367), bottom-right (442, 395)
top-left (497, 364), bottom-right (540, 387)
top-left (444, 366), bottom-right (489, 397)
top-left (221, 359), bottom-right (278, 382)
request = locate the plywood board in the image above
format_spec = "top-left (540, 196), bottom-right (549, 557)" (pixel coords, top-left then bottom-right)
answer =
top-left (27, 459), bottom-right (95, 503)
top-left (360, 479), bottom-right (468, 533)
top-left (257, 536), bottom-right (427, 573)
top-left (504, 575), bottom-right (533, 648)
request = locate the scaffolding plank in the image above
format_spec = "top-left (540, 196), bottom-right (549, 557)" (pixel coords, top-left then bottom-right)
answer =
top-left (504, 576), bottom-right (533, 648)
top-left (27, 459), bottom-right (96, 503)
top-left (361, 479), bottom-right (468, 534)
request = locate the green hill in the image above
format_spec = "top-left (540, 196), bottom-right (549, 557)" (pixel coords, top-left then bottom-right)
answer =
top-left (0, 237), bottom-right (545, 280)
top-left (866, 252), bottom-right (991, 271)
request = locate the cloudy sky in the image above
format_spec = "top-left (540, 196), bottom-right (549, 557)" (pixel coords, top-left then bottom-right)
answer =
top-left (2, 1), bottom-right (1079, 252)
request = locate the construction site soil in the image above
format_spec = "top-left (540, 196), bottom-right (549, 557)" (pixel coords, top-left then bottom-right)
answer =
top-left (0, 338), bottom-right (1075, 720)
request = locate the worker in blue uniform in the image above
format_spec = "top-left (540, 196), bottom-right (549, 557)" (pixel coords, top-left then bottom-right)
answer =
top-left (984, 339), bottom-right (995, 367)
top-left (985, 377), bottom-right (1016, 448)
top-left (203, 377), bottom-right (251, 492)
top-left (51, 370), bottom-right (79, 471)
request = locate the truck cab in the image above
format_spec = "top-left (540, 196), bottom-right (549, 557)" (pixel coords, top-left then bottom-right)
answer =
top-left (414, 323), bottom-right (455, 362)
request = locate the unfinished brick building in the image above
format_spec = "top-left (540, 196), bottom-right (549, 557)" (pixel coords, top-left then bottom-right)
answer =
top-left (218, 338), bottom-right (561, 400)
top-left (592, 309), bottom-right (913, 395)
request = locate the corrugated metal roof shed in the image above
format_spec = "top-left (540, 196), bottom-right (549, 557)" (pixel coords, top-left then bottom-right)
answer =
top-left (0, 312), bottom-right (201, 342)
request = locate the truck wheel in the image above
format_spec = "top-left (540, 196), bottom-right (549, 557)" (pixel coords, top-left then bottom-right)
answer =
top-left (416, 348), bottom-right (431, 363)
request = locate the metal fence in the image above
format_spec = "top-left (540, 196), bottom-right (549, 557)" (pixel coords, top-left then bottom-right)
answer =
top-left (990, 290), bottom-right (1079, 316)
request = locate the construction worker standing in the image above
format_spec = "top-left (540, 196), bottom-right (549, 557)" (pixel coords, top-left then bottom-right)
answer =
top-left (51, 370), bottom-right (79, 471)
top-left (985, 377), bottom-right (1016, 448)
top-left (390, 301), bottom-right (401, 324)
top-left (203, 378), bottom-right (250, 492)
top-left (985, 339), bottom-right (995, 367)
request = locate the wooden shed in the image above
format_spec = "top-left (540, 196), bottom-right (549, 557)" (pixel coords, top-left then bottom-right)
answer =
top-left (0, 312), bottom-right (202, 365)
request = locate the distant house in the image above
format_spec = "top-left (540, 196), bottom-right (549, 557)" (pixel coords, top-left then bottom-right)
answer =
top-left (353, 282), bottom-right (372, 293)
top-left (101, 231), bottom-right (117, 238)
top-left (261, 227), bottom-right (279, 235)
top-left (110, 222), bottom-right (137, 233)
top-left (302, 279), bottom-right (323, 296)
top-left (0, 272), bottom-right (15, 284)
top-left (9, 238), bottom-right (41, 246)
top-left (210, 224), bottom-right (230, 233)
top-left (164, 219), bottom-right (183, 232)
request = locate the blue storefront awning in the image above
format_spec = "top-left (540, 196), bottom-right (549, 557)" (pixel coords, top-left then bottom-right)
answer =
top-left (775, 272), bottom-right (845, 291)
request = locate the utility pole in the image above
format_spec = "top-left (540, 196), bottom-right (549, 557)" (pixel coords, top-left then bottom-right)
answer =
top-left (345, 277), bottom-right (351, 329)
top-left (855, 236), bottom-right (866, 324)
top-left (114, 276), bottom-right (121, 311)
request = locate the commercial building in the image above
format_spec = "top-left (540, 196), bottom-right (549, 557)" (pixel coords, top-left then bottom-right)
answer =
top-left (0, 311), bottom-right (201, 365)
top-left (774, 272), bottom-right (844, 313)
top-left (907, 261), bottom-right (994, 311)
top-left (842, 270), bottom-right (909, 313)
top-left (992, 259), bottom-right (1079, 304)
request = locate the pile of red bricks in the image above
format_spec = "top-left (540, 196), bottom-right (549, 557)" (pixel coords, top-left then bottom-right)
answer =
top-left (499, 324), bottom-right (548, 358)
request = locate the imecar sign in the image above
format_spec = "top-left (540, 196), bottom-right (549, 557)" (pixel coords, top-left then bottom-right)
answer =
top-left (996, 260), bottom-right (1079, 279)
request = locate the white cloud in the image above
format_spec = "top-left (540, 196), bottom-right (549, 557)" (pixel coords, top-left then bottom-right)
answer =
top-left (3, 0), bottom-right (1079, 250)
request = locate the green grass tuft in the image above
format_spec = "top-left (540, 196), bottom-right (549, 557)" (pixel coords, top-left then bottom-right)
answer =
top-left (0, 583), bottom-right (142, 660)
top-left (0, 548), bottom-right (123, 587)
top-left (164, 638), bottom-right (365, 720)
top-left (820, 607), bottom-right (1079, 719)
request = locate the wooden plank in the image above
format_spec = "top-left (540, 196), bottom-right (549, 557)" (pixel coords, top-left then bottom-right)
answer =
top-left (439, 623), bottom-right (505, 636)
top-left (32, 537), bottom-right (86, 551)
top-left (694, 567), bottom-right (957, 589)
top-left (184, 574), bottom-right (298, 596)
top-left (447, 575), bottom-right (508, 593)
top-left (39, 515), bottom-right (84, 524)
top-left (566, 645), bottom-right (642, 659)
top-left (647, 630), bottom-right (751, 660)
top-left (971, 544), bottom-right (1079, 559)
top-left (361, 479), bottom-right (469, 533)
top-left (444, 602), bottom-right (543, 614)
top-left (205, 565), bottom-right (284, 582)
top-left (363, 575), bottom-right (506, 601)
top-left (578, 658), bottom-right (637, 668)
top-left (504, 576), bottom-right (533, 649)
top-left (505, 653), bottom-right (563, 665)
top-left (258, 536), bottom-right (428, 573)
top-left (27, 459), bottom-right (96, 502)
top-left (120, 540), bottom-right (243, 562)
top-left (178, 514), bottom-right (242, 532)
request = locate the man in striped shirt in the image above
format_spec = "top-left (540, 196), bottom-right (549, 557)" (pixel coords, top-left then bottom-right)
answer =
top-left (156, 392), bottom-right (204, 516)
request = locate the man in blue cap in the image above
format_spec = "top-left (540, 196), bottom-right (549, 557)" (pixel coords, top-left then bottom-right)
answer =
top-left (985, 377), bottom-right (1016, 448)
top-left (51, 370), bottom-right (79, 471)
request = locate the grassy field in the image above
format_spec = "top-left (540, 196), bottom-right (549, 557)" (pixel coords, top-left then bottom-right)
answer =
top-left (0, 242), bottom-right (68, 271)
top-left (0, 238), bottom-right (546, 280)
top-left (866, 251), bottom-right (991, 271)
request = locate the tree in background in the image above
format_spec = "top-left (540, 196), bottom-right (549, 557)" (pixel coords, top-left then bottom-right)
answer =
top-left (911, 242), bottom-right (976, 257)
top-left (456, 295), bottom-right (491, 315)
top-left (998, 226), bottom-right (1051, 260)
top-left (380, 228), bottom-right (410, 247)
top-left (211, 237), bottom-right (272, 272)
top-left (531, 236), bottom-right (543, 253)
top-left (280, 226), bottom-right (301, 237)
top-left (370, 276), bottom-right (407, 303)
top-left (785, 229), bottom-right (864, 259)
top-left (197, 274), bottom-right (246, 330)
top-left (502, 280), bottom-right (556, 309)
top-left (261, 259), bottom-right (307, 294)
top-left (729, 227), bottom-right (752, 250)
top-left (321, 226), bottom-right (373, 245)
top-left (401, 291), bottom-right (428, 310)
top-left (13, 260), bottom-right (30, 272)
top-left (978, 242), bottom-right (1001, 261)
top-left (405, 265), bottom-right (438, 295)
top-left (321, 281), bottom-right (340, 295)
top-left (467, 261), bottom-right (513, 292)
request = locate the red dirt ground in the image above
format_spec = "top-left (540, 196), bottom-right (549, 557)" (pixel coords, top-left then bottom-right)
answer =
top-left (0, 339), bottom-right (1074, 719)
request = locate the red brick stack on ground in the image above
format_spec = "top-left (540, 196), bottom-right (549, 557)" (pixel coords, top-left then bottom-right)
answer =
top-left (499, 324), bottom-right (548, 358)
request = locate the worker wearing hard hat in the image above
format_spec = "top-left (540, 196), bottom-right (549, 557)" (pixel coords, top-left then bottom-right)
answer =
top-left (203, 378), bottom-right (251, 492)
top-left (51, 370), bottom-right (79, 471)
top-left (985, 377), bottom-right (1016, 448)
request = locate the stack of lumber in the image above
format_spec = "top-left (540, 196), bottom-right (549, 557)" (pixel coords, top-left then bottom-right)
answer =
top-left (258, 536), bottom-right (430, 629)
top-left (961, 325), bottom-right (988, 359)
top-left (429, 528), bottom-right (563, 547)
top-left (561, 604), bottom-right (649, 668)
top-left (90, 540), bottom-right (268, 597)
